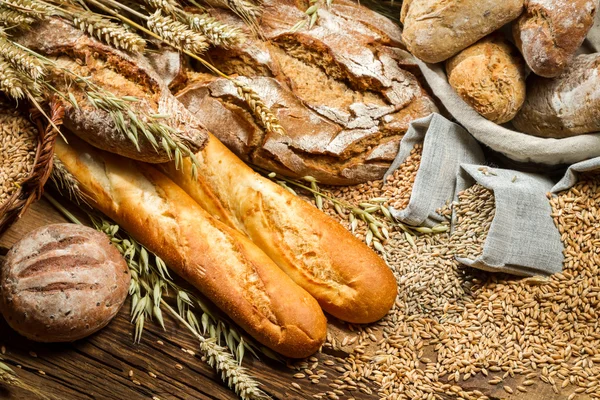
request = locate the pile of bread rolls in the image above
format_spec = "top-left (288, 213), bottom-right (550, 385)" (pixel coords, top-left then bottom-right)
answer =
top-left (401, 0), bottom-right (600, 138)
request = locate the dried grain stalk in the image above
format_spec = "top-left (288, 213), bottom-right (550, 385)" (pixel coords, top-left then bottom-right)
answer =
top-left (147, 10), bottom-right (209, 55)
top-left (0, 5), bottom-right (35, 25)
top-left (70, 10), bottom-right (146, 52)
top-left (186, 11), bottom-right (244, 48)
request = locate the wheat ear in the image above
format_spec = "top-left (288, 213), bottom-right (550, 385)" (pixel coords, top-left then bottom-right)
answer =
top-left (0, 5), bottom-right (35, 25)
top-left (147, 10), bottom-right (208, 54)
top-left (0, 34), bottom-right (45, 78)
top-left (186, 11), bottom-right (244, 48)
top-left (234, 80), bottom-right (285, 136)
top-left (0, 0), bottom-right (54, 18)
top-left (0, 55), bottom-right (25, 99)
top-left (142, 0), bottom-right (179, 14)
top-left (71, 11), bottom-right (146, 52)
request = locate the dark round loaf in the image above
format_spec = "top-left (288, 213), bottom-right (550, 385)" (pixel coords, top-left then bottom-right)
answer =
top-left (0, 224), bottom-right (130, 342)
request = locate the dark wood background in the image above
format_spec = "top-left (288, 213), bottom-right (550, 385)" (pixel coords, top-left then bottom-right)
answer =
top-left (0, 199), bottom-right (558, 400)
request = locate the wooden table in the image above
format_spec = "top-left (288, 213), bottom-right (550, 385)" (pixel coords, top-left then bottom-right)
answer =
top-left (0, 200), bottom-right (559, 400)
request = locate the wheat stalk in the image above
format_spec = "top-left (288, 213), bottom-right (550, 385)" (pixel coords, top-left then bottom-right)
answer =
top-left (142, 0), bottom-right (178, 14)
top-left (234, 80), bottom-right (285, 136)
top-left (71, 10), bottom-right (146, 52)
top-left (147, 10), bottom-right (208, 54)
top-left (0, 0), bottom-right (55, 18)
top-left (51, 156), bottom-right (91, 205)
top-left (0, 5), bottom-right (35, 25)
top-left (186, 11), bottom-right (244, 48)
top-left (0, 34), bottom-right (45, 78)
top-left (0, 55), bottom-right (25, 99)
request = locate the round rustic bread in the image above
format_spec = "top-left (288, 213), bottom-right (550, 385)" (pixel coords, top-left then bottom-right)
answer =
top-left (0, 223), bottom-right (130, 342)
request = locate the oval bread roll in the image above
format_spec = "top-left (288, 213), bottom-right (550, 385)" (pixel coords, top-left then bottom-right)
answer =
top-left (1, 224), bottom-right (130, 342)
top-left (512, 54), bottom-right (600, 137)
top-left (160, 134), bottom-right (398, 324)
top-left (446, 35), bottom-right (527, 124)
top-left (401, 0), bottom-right (524, 63)
top-left (513, 0), bottom-right (598, 78)
top-left (54, 134), bottom-right (327, 358)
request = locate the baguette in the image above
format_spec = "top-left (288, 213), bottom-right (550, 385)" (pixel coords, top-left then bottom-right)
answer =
top-left (14, 18), bottom-right (207, 163)
top-left (160, 134), bottom-right (398, 324)
top-left (54, 134), bottom-right (327, 358)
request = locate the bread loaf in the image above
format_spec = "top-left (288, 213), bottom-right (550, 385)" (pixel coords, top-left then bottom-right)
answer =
top-left (446, 35), bottom-right (527, 124)
top-left (14, 18), bottom-right (207, 163)
top-left (177, 0), bottom-right (437, 185)
top-left (401, 0), bottom-right (524, 63)
top-left (1, 224), bottom-right (129, 342)
top-left (512, 54), bottom-right (600, 137)
top-left (513, 0), bottom-right (598, 78)
top-left (160, 134), bottom-right (398, 324)
top-left (54, 134), bottom-right (327, 358)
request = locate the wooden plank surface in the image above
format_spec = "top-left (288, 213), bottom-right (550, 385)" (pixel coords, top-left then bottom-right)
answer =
top-left (0, 200), bottom-right (558, 400)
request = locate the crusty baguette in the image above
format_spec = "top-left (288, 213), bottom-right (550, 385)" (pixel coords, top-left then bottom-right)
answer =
top-left (512, 54), bottom-right (600, 137)
top-left (401, 0), bottom-right (524, 63)
top-left (54, 134), bottom-right (327, 358)
top-left (14, 17), bottom-right (207, 163)
top-left (513, 0), bottom-right (598, 78)
top-left (160, 134), bottom-right (398, 324)
top-left (446, 35), bottom-right (527, 124)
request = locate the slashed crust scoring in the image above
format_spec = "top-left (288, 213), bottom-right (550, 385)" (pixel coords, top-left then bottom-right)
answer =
top-left (13, 17), bottom-right (208, 163)
top-left (177, 0), bottom-right (437, 185)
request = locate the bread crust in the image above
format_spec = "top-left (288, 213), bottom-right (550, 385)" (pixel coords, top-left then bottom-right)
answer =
top-left (513, 0), bottom-right (598, 78)
top-left (446, 35), bottom-right (527, 124)
top-left (401, 0), bottom-right (524, 63)
top-left (160, 134), bottom-right (398, 324)
top-left (54, 134), bottom-right (327, 358)
top-left (512, 54), bottom-right (600, 137)
top-left (14, 18), bottom-right (207, 163)
top-left (178, 1), bottom-right (437, 185)
top-left (0, 224), bottom-right (130, 342)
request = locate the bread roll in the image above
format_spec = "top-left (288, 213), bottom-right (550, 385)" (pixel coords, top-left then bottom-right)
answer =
top-left (513, 0), bottom-right (598, 78)
top-left (512, 54), bottom-right (600, 137)
top-left (14, 17), bottom-right (207, 163)
top-left (54, 134), bottom-right (327, 358)
top-left (1, 224), bottom-right (129, 342)
top-left (160, 134), bottom-right (398, 324)
top-left (446, 35), bottom-right (527, 124)
top-left (401, 0), bottom-right (524, 63)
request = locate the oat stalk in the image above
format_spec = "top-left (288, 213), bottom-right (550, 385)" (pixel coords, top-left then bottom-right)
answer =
top-left (147, 10), bottom-right (208, 55)
top-left (70, 10), bottom-right (146, 52)
top-left (290, 0), bottom-right (332, 32)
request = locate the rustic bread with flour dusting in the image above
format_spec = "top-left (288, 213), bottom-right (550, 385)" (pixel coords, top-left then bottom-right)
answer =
top-left (512, 54), bottom-right (600, 137)
top-left (401, 0), bottom-right (524, 63)
top-left (54, 134), bottom-right (327, 358)
top-left (176, 0), bottom-right (437, 185)
top-left (160, 134), bottom-right (398, 324)
top-left (14, 17), bottom-right (207, 163)
top-left (513, 0), bottom-right (599, 78)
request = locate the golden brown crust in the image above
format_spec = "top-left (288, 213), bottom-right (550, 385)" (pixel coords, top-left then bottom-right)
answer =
top-left (0, 224), bottom-right (130, 342)
top-left (14, 18), bottom-right (207, 163)
top-left (401, 0), bottom-right (524, 63)
top-left (446, 35), bottom-right (527, 124)
top-left (513, 0), bottom-right (598, 78)
top-left (160, 134), bottom-right (398, 324)
top-left (54, 134), bottom-right (327, 358)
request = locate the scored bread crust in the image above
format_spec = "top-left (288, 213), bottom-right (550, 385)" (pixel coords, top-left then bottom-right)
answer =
top-left (177, 0), bottom-right (437, 185)
top-left (160, 134), bottom-right (398, 324)
top-left (446, 35), bottom-right (527, 124)
top-left (13, 18), bottom-right (207, 163)
top-left (513, 0), bottom-right (599, 78)
top-left (1, 224), bottom-right (130, 342)
top-left (401, 0), bottom-right (524, 63)
top-left (54, 134), bottom-right (327, 358)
